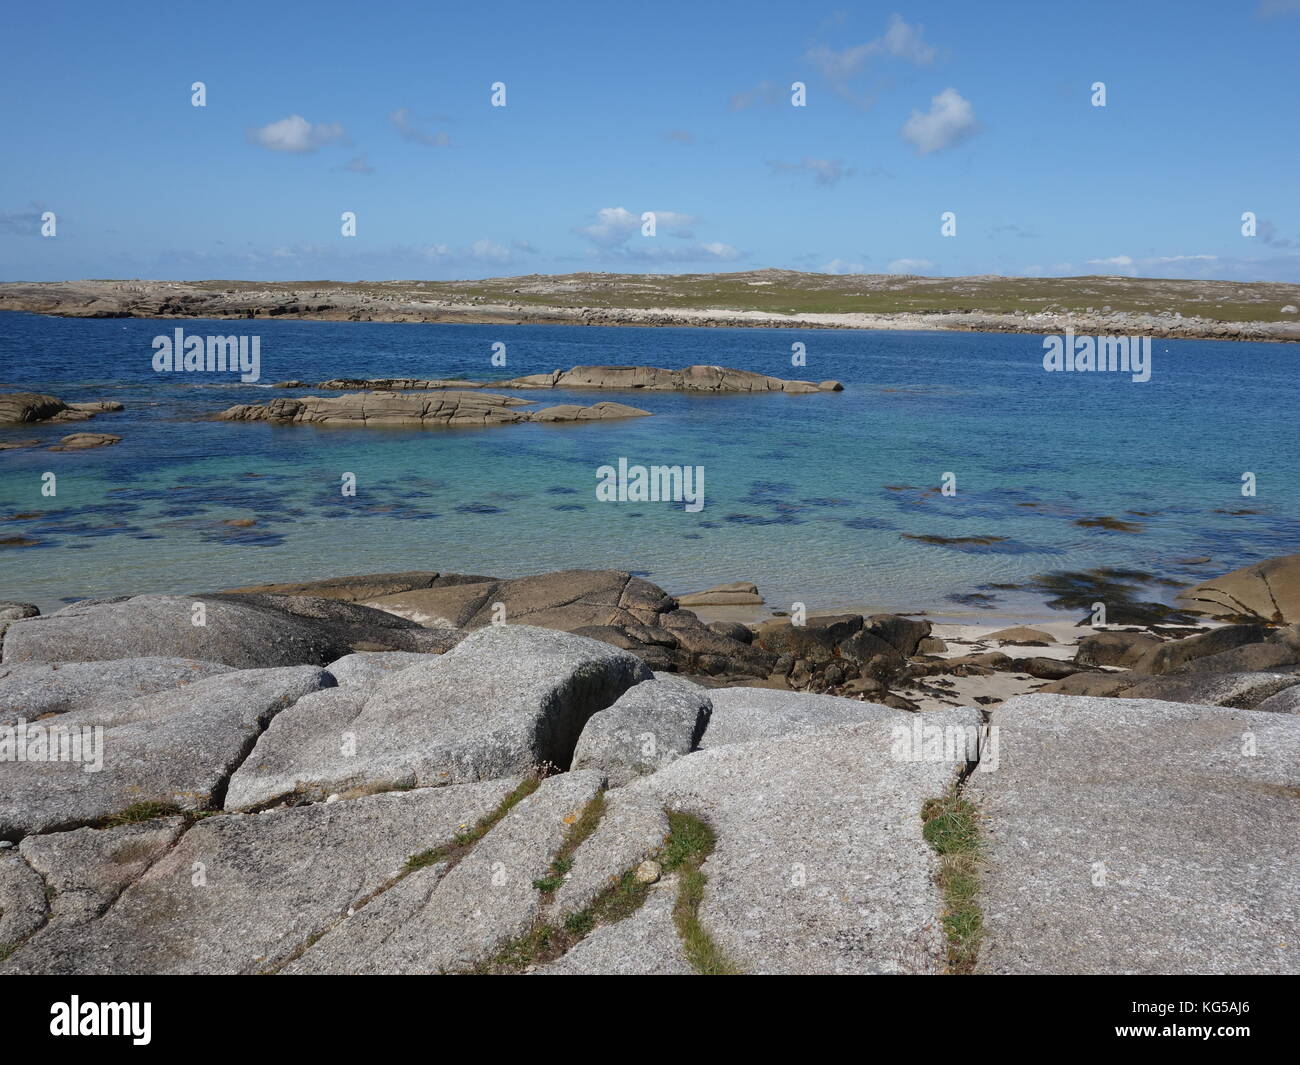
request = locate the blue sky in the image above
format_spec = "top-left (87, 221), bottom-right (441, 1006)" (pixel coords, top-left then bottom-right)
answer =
top-left (2, 0), bottom-right (1297, 283)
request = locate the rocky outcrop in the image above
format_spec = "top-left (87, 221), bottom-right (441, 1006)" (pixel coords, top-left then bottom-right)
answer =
top-left (677, 581), bottom-right (763, 607)
top-left (1, 593), bottom-right (460, 668)
top-left (0, 393), bottom-right (123, 425)
top-left (570, 679), bottom-right (711, 785)
top-left (0, 393), bottom-right (68, 423)
top-left (1175, 554), bottom-right (1300, 623)
top-left (4, 780), bottom-right (519, 974)
top-left (0, 656), bottom-right (235, 725)
top-left (223, 626), bottom-right (652, 809)
top-left (212, 390), bottom-right (649, 427)
top-left (47, 432), bottom-right (121, 451)
top-left (268, 368), bottom-right (845, 394)
top-left (498, 364), bottom-right (839, 393)
top-left (0, 665), bottom-right (332, 837)
top-left (970, 694), bottom-right (1300, 974)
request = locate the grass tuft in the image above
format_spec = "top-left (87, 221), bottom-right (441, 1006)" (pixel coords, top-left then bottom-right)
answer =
top-left (921, 792), bottom-right (983, 974)
top-left (663, 811), bottom-right (739, 975)
top-left (404, 776), bottom-right (539, 873)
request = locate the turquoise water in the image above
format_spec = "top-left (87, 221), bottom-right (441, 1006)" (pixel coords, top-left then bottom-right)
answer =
top-left (1, 313), bottom-right (1296, 618)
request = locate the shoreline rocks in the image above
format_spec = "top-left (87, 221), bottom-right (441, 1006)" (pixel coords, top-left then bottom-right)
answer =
top-left (0, 393), bottom-right (123, 425)
top-left (1, 560), bottom-right (1298, 975)
top-left (212, 390), bottom-right (650, 427)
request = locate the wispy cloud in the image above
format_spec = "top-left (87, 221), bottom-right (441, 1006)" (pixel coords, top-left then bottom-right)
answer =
top-left (247, 115), bottom-right (347, 153)
top-left (0, 202), bottom-right (48, 235)
top-left (663, 129), bottom-right (695, 144)
top-left (573, 206), bottom-right (738, 263)
top-left (822, 258), bottom-right (868, 274)
top-left (339, 154), bottom-right (375, 175)
top-left (729, 81), bottom-right (782, 111)
top-left (767, 158), bottom-right (855, 186)
top-left (804, 14), bottom-right (937, 108)
top-left (389, 107), bottom-right (450, 147)
top-left (887, 257), bottom-right (935, 273)
top-left (1257, 0), bottom-right (1300, 17)
top-left (900, 88), bottom-right (980, 155)
top-left (1257, 219), bottom-right (1295, 248)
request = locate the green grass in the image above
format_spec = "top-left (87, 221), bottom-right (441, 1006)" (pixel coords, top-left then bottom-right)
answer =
top-left (532, 793), bottom-right (605, 895)
top-left (469, 805), bottom-right (740, 975)
top-left (100, 801), bottom-right (184, 827)
top-left (921, 792), bottom-right (984, 974)
top-left (405, 776), bottom-right (539, 873)
top-left (662, 811), bottom-right (739, 975)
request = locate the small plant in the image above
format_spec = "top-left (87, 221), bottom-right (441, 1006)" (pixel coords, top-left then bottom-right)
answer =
top-left (102, 801), bottom-right (183, 827)
top-left (663, 811), bottom-right (739, 975)
top-left (922, 791), bottom-right (983, 974)
top-left (404, 776), bottom-right (539, 873)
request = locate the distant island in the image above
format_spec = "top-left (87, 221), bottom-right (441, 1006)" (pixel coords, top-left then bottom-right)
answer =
top-left (2, 270), bottom-right (1298, 341)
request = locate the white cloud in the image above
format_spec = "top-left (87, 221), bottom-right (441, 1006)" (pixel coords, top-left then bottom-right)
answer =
top-left (576, 207), bottom-right (641, 246)
top-left (1086, 255), bottom-right (1134, 266)
top-left (575, 207), bottom-right (699, 246)
top-left (900, 89), bottom-right (980, 155)
top-left (879, 13), bottom-right (938, 64)
top-left (822, 258), bottom-right (867, 274)
top-left (390, 108), bottom-right (450, 147)
top-left (887, 258), bottom-right (935, 273)
top-left (248, 115), bottom-right (347, 153)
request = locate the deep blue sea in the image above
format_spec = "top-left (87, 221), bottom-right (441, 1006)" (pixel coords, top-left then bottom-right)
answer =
top-left (1, 313), bottom-right (1296, 619)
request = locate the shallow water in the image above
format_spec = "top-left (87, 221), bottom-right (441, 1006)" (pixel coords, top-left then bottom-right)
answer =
top-left (1, 313), bottom-right (1296, 619)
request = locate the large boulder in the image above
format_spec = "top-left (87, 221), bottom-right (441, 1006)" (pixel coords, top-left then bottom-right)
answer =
top-left (1075, 630), bottom-right (1161, 668)
top-left (224, 626), bottom-right (651, 809)
top-left (1119, 671), bottom-right (1300, 709)
top-left (1, 593), bottom-right (460, 668)
top-left (0, 657), bottom-right (236, 726)
top-left (363, 570), bottom-right (772, 678)
top-left (0, 665), bottom-right (331, 837)
top-left (223, 571), bottom-right (493, 602)
top-left (1130, 623), bottom-right (1269, 676)
top-left (1168, 640), bottom-right (1299, 675)
top-left (2, 780), bottom-right (519, 974)
top-left (1175, 554), bottom-right (1300, 623)
top-left (0, 392), bottom-right (68, 423)
top-left (571, 680), bottom-right (711, 785)
top-left (697, 687), bottom-right (902, 749)
top-left (969, 694), bottom-right (1300, 974)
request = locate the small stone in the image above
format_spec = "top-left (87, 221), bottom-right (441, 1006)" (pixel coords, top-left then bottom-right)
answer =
top-left (635, 860), bottom-right (662, 884)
